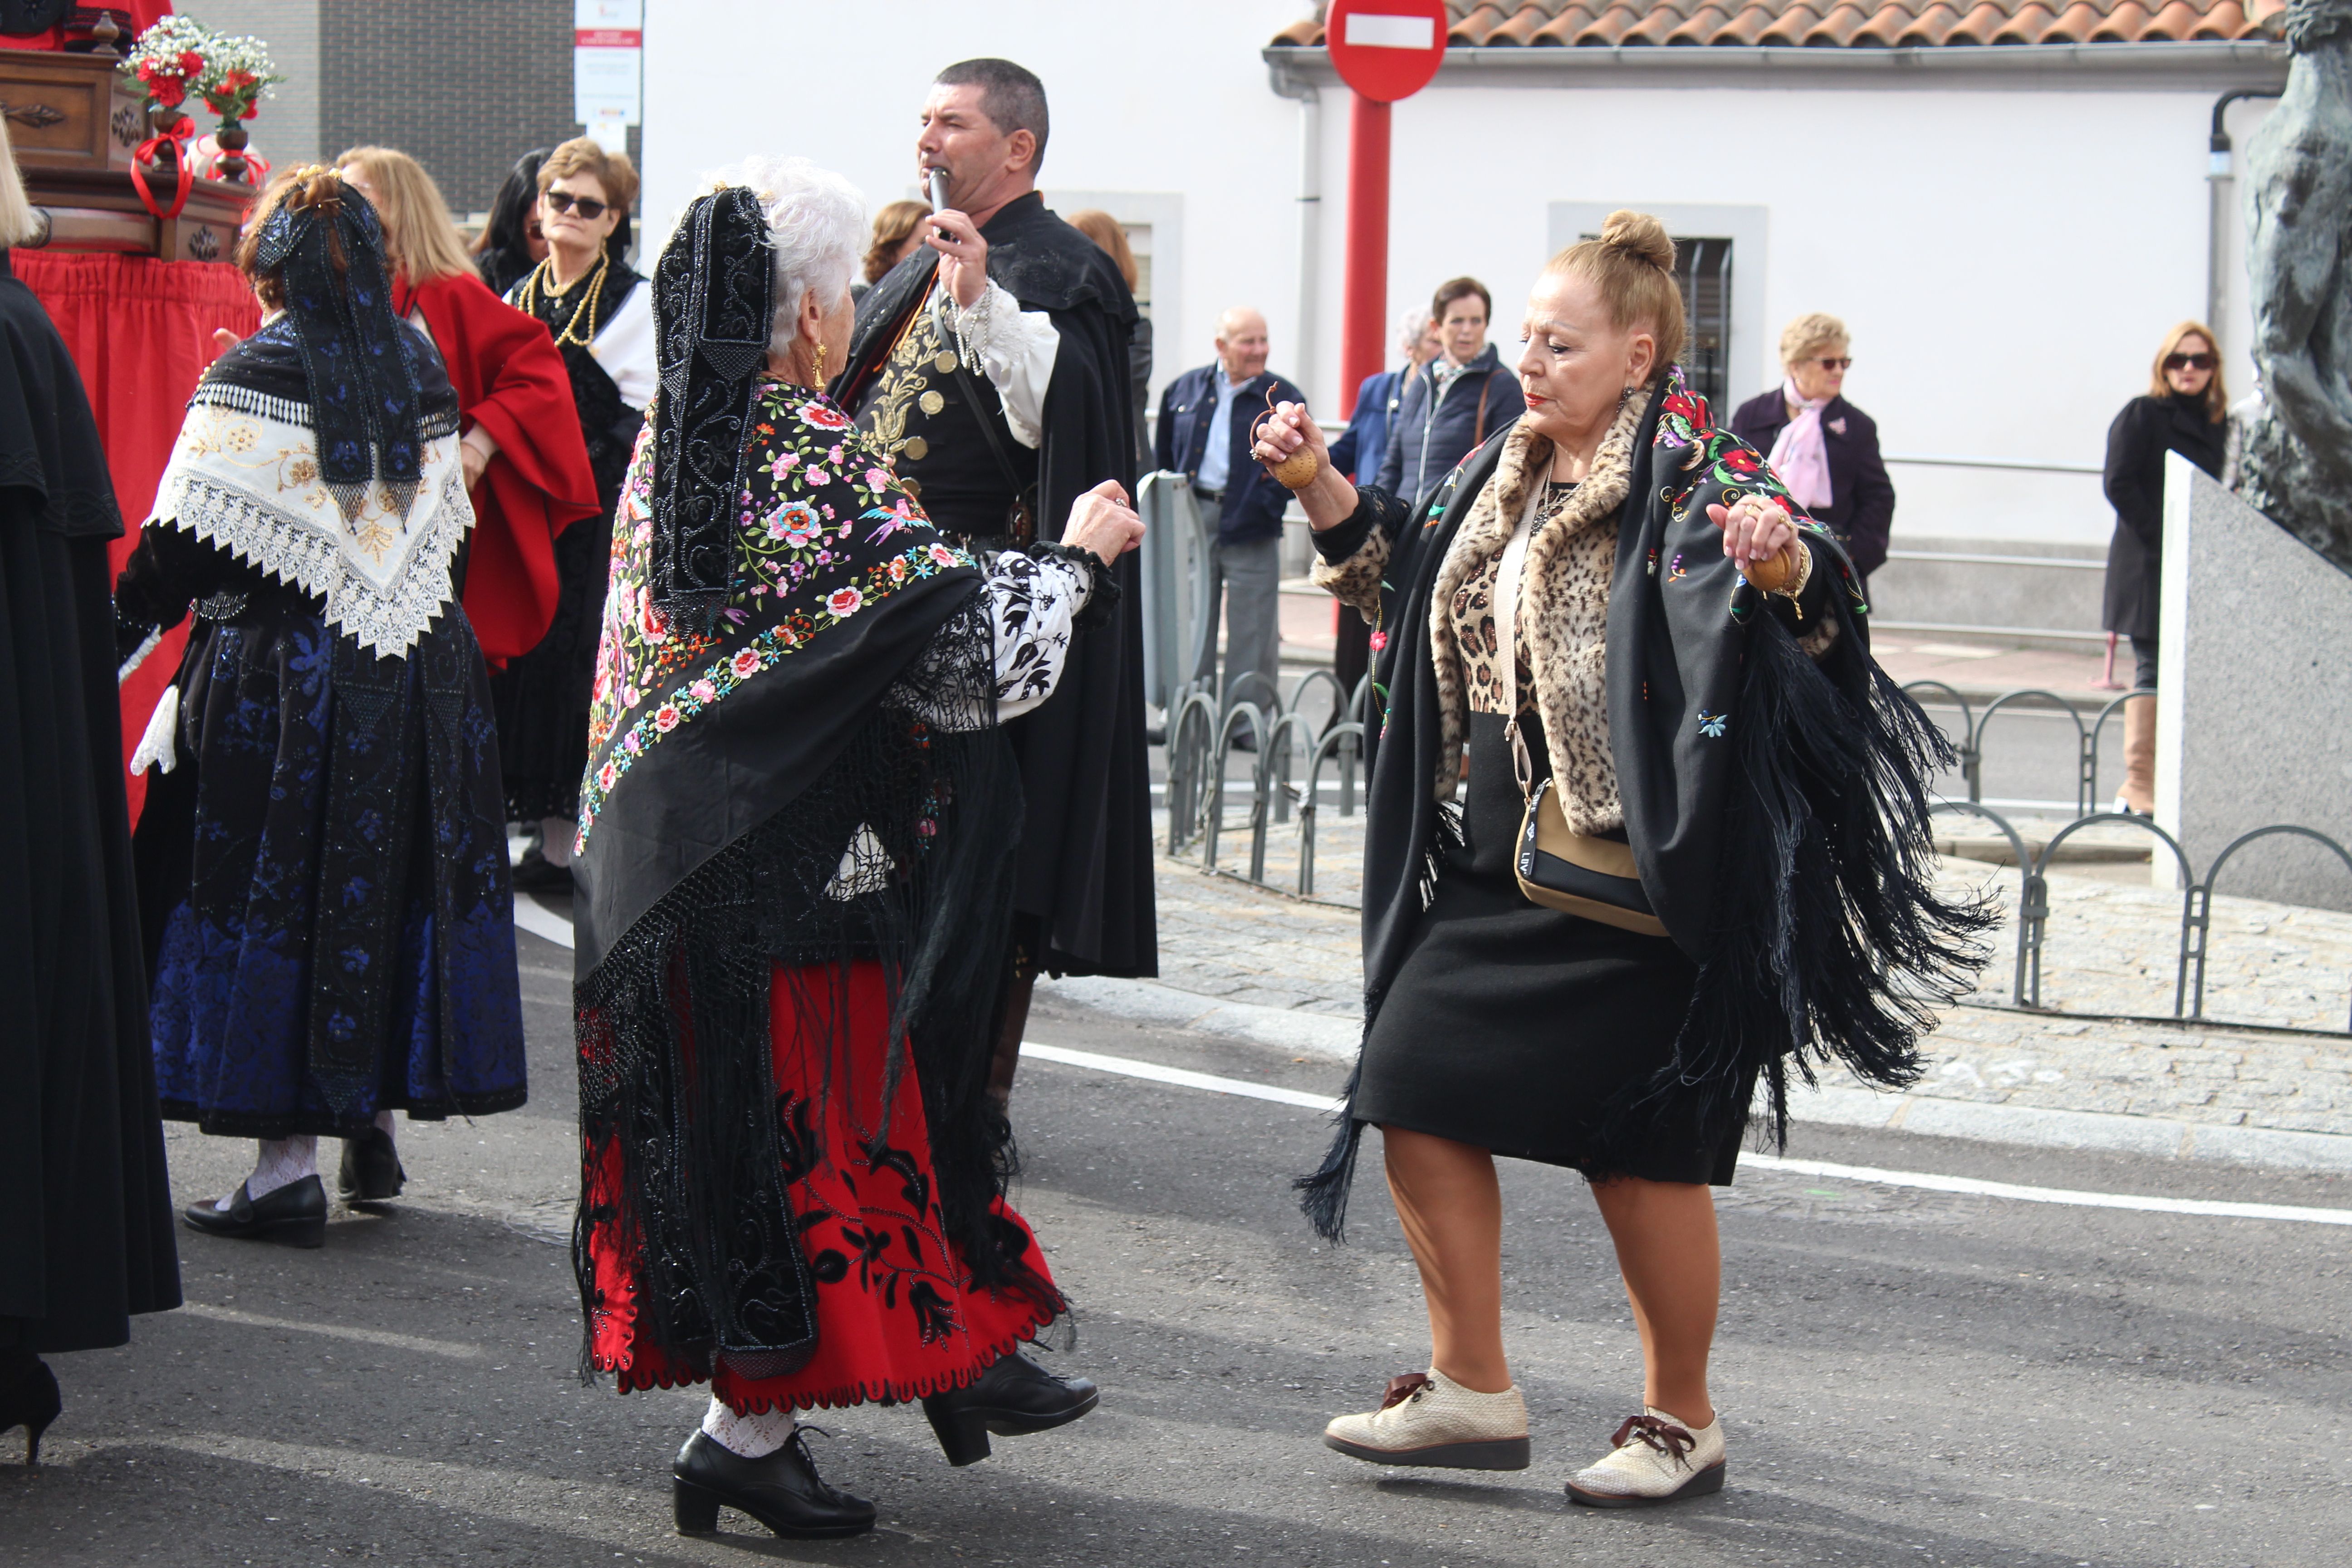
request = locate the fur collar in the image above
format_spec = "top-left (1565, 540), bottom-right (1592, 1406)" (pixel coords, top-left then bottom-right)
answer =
top-left (1425, 387), bottom-right (1648, 829)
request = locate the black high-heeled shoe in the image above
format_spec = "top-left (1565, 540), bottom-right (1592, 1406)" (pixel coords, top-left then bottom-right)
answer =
top-left (183, 1174), bottom-right (327, 1248)
top-left (671, 1428), bottom-right (875, 1539)
top-left (338, 1125), bottom-right (407, 1202)
top-left (0, 1358), bottom-right (61, 1466)
top-left (921, 1352), bottom-right (1099, 1466)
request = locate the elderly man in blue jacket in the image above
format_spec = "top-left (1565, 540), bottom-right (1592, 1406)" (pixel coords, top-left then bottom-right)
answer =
top-left (1155, 307), bottom-right (1305, 744)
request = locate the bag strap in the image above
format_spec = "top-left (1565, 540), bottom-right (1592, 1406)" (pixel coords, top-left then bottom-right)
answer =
top-left (1491, 482), bottom-right (1546, 804)
top-left (1473, 371), bottom-right (1494, 448)
top-left (946, 304), bottom-right (1031, 500)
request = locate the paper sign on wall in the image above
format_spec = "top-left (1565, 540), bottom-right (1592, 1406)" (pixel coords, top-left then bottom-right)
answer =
top-left (574, 0), bottom-right (643, 151)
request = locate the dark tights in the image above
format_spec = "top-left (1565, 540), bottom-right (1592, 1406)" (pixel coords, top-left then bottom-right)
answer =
top-left (2130, 635), bottom-right (2160, 693)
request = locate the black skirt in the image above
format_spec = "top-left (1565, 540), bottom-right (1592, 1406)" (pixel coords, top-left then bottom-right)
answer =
top-left (1354, 712), bottom-right (1750, 1184)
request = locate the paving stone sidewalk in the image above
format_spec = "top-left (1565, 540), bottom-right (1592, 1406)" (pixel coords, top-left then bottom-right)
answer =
top-left (1146, 807), bottom-right (2352, 1141)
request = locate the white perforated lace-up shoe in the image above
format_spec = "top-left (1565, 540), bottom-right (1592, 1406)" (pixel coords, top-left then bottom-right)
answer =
top-left (1322, 1369), bottom-right (1530, 1470)
top-left (1565, 1407), bottom-right (1725, 1507)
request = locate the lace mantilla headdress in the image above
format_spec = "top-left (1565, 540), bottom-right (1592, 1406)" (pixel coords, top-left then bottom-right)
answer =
top-left (648, 183), bottom-right (776, 638)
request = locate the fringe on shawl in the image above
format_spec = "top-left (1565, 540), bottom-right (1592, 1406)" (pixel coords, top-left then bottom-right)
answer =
top-left (1295, 803), bottom-right (1465, 1242)
top-left (1597, 614), bottom-right (1996, 1165)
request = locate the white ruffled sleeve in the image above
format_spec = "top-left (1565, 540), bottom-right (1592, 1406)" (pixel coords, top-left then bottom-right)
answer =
top-left (589, 285), bottom-right (658, 411)
top-left (934, 280), bottom-right (1059, 450)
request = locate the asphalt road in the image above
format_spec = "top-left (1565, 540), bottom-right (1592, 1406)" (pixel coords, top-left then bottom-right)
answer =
top-left (5, 924), bottom-right (2347, 1568)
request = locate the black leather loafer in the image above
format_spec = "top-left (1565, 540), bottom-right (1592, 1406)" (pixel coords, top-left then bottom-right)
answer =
top-left (338, 1125), bottom-right (407, 1202)
top-left (183, 1174), bottom-right (326, 1248)
top-left (671, 1429), bottom-right (875, 1539)
top-left (921, 1352), bottom-right (1099, 1466)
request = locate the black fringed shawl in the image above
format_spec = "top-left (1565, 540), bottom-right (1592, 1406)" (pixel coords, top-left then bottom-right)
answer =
top-left (572, 196), bottom-right (1050, 1381)
top-left (1300, 372), bottom-right (1990, 1240)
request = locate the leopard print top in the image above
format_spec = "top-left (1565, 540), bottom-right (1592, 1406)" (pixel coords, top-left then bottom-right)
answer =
top-left (1452, 480), bottom-right (1595, 716)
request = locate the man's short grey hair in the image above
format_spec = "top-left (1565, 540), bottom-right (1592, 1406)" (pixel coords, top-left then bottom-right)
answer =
top-left (703, 155), bottom-right (866, 357)
top-left (1395, 307), bottom-right (1431, 356)
top-left (934, 58), bottom-right (1049, 173)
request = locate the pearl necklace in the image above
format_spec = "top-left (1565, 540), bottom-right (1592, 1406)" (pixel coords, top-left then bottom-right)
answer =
top-left (520, 255), bottom-right (611, 348)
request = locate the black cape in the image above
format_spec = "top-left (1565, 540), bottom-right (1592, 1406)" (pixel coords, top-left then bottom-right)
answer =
top-left (835, 192), bottom-right (1156, 978)
top-left (0, 250), bottom-right (181, 1352)
top-left (1301, 373), bottom-right (1990, 1239)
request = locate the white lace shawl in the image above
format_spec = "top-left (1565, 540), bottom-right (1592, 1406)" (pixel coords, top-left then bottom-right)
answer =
top-left (146, 397), bottom-right (475, 658)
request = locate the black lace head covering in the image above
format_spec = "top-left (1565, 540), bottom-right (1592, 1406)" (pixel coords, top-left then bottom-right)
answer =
top-left (245, 171), bottom-right (426, 525)
top-left (649, 185), bottom-right (775, 638)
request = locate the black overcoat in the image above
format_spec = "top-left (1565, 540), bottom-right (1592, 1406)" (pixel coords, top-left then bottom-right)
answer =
top-left (1726, 389), bottom-right (1896, 578)
top-left (0, 251), bottom-right (181, 1353)
top-left (835, 192), bottom-right (1155, 977)
top-left (2100, 391), bottom-right (2225, 640)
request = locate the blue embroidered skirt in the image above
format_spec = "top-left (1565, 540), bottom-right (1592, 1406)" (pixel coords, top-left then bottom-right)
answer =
top-left (138, 590), bottom-right (527, 1138)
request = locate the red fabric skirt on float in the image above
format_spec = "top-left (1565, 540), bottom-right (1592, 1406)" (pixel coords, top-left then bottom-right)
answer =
top-left (583, 960), bottom-right (1058, 1415)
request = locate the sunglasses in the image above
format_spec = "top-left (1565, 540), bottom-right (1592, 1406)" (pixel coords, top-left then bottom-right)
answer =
top-left (1810, 356), bottom-right (1853, 371)
top-left (543, 189), bottom-right (610, 220)
top-left (2164, 352), bottom-right (2216, 372)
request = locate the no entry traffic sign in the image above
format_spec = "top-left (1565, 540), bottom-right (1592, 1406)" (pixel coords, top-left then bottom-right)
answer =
top-left (1326, 0), bottom-right (1450, 103)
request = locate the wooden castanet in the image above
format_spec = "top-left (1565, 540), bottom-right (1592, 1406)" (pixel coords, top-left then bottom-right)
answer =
top-left (1742, 546), bottom-right (1800, 593)
top-left (1269, 448), bottom-right (1319, 490)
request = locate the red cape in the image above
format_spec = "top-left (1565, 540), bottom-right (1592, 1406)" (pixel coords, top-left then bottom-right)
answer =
top-left (397, 272), bottom-right (599, 666)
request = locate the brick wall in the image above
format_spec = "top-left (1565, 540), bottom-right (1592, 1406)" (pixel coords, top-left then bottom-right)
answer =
top-left (317, 0), bottom-right (637, 220)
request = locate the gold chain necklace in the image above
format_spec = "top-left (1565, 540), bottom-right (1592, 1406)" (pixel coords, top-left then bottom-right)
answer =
top-left (521, 255), bottom-right (610, 348)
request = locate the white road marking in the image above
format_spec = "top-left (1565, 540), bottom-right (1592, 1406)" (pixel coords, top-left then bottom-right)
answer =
top-left (514, 905), bottom-right (2352, 1226)
top-left (1021, 1041), bottom-right (2352, 1228)
top-left (1739, 1152), bottom-right (2352, 1226)
top-left (1020, 1041), bottom-right (1342, 1112)
top-left (176, 1301), bottom-right (487, 1359)
top-left (512, 897), bottom-right (575, 949)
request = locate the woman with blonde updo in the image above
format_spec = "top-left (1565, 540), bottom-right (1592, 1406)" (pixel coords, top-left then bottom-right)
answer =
top-left (1254, 211), bottom-right (1983, 1507)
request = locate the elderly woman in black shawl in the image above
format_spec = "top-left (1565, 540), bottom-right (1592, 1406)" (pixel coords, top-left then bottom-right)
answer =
top-left (1252, 211), bottom-right (1984, 1508)
top-left (571, 156), bottom-right (1141, 1542)
top-left (116, 167), bottom-right (527, 1247)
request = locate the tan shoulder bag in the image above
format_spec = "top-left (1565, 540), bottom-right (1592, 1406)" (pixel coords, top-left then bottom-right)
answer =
top-left (1491, 489), bottom-right (1669, 938)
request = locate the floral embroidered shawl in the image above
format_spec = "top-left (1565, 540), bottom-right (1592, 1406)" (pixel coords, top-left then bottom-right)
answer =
top-left (576, 381), bottom-right (975, 857)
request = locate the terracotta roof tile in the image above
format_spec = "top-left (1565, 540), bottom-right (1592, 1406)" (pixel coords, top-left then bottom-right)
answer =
top-left (1991, 2), bottom-right (2060, 42)
top-left (1271, 0), bottom-right (2274, 49)
top-left (2089, 0), bottom-right (2152, 38)
top-left (1666, 2), bottom-right (1740, 41)
top-left (1755, 2), bottom-right (1826, 42)
top-left (1894, 1), bottom-right (1965, 43)
top-left (1804, 1), bottom-right (1876, 42)
top-left (1851, 1), bottom-right (1918, 44)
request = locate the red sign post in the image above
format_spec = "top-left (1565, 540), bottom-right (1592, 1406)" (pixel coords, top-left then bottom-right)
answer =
top-left (1325, 0), bottom-right (1448, 418)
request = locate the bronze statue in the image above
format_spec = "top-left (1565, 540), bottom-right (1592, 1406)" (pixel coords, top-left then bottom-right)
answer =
top-left (2238, 0), bottom-right (2352, 573)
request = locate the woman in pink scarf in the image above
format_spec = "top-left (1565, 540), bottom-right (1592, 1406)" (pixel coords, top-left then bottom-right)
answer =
top-left (1729, 314), bottom-right (1895, 583)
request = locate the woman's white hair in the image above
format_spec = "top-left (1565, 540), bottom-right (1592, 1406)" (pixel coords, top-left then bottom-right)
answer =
top-left (0, 120), bottom-right (43, 249)
top-left (702, 155), bottom-right (866, 358)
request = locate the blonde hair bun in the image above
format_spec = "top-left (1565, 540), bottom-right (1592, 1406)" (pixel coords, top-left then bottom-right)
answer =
top-left (1597, 209), bottom-right (1675, 271)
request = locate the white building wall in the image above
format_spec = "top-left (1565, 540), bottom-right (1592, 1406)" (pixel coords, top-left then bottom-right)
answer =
top-left (640, 4), bottom-right (2277, 560)
top-left (639, 0), bottom-right (1309, 415)
top-left (1338, 78), bottom-right (2274, 548)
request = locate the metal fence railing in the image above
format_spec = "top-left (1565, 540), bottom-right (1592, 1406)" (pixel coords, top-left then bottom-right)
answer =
top-left (1157, 669), bottom-right (2352, 1034)
top-left (1163, 669), bottom-right (1372, 899)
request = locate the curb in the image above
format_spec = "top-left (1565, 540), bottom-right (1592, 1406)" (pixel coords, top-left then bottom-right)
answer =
top-left (1039, 975), bottom-right (2352, 1176)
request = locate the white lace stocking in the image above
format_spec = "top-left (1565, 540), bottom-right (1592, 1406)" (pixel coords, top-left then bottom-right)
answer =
top-left (539, 816), bottom-right (574, 867)
top-left (218, 1134), bottom-right (318, 1210)
top-left (701, 1395), bottom-right (795, 1458)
